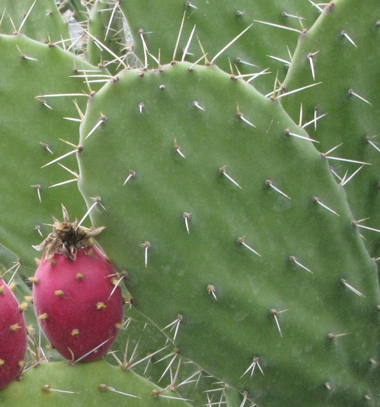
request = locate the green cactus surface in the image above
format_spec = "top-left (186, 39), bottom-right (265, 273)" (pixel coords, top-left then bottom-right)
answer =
top-left (78, 61), bottom-right (380, 406)
top-left (0, 0), bottom-right (70, 44)
top-left (0, 34), bottom-right (106, 268)
top-left (1, 1), bottom-right (380, 406)
top-left (280, 0), bottom-right (380, 258)
top-left (0, 359), bottom-right (192, 406)
top-left (120, 0), bottom-right (320, 93)
top-left (59, 0), bottom-right (88, 26)
top-left (0, 244), bottom-right (34, 327)
top-left (107, 308), bottom-right (226, 406)
top-left (0, 32), bottom-right (113, 368)
top-left (86, 0), bottom-right (136, 74)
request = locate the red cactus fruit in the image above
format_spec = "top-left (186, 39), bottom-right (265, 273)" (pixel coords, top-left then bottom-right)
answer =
top-left (32, 206), bottom-right (124, 363)
top-left (0, 279), bottom-right (27, 390)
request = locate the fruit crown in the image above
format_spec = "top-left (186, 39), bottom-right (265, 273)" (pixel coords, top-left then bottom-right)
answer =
top-left (32, 205), bottom-right (105, 261)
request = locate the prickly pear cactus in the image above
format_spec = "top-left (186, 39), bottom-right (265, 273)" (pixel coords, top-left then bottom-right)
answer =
top-left (0, 33), bottom-right (104, 264)
top-left (78, 61), bottom-right (380, 406)
top-left (0, 0), bottom-right (70, 43)
top-left (279, 0), bottom-right (380, 258)
top-left (86, 0), bottom-right (135, 74)
top-left (0, 1), bottom-right (379, 406)
top-left (0, 359), bottom-right (192, 406)
top-left (120, 0), bottom-right (320, 92)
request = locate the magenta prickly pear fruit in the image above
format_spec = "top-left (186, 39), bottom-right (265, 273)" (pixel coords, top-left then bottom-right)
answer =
top-left (0, 279), bottom-right (27, 390)
top-left (32, 205), bottom-right (124, 363)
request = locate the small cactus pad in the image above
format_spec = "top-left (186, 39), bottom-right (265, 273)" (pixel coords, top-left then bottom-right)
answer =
top-left (78, 62), bottom-right (380, 405)
top-left (0, 359), bottom-right (192, 406)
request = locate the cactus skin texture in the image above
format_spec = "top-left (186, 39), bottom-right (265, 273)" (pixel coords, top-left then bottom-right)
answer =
top-left (0, 279), bottom-right (27, 391)
top-left (78, 61), bottom-right (380, 406)
top-left (280, 0), bottom-right (380, 258)
top-left (0, 1), bottom-right (379, 406)
top-left (120, 0), bottom-right (319, 93)
top-left (0, 0), bottom-right (70, 43)
top-left (86, 0), bottom-right (132, 74)
top-left (0, 359), bottom-right (192, 406)
top-left (0, 34), bottom-right (106, 268)
top-left (33, 245), bottom-right (124, 362)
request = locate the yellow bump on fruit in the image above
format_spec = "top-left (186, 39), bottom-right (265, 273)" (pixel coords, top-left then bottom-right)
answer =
top-left (54, 290), bottom-right (64, 298)
top-left (49, 258), bottom-right (56, 266)
top-left (0, 285), bottom-right (5, 294)
top-left (115, 322), bottom-right (122, 329)
top-left (9, 323), bottom-right (21, 332)
top-left (0, 359), bottom-right (5, 366)
top-left (96, 302), bottom-right (107, 310)
top-left (38, 313), bottom-right (49, 321)
top-left (28, 277), bottom-right (39, 285)
top-left (71, 329), bottom-right (79, 336)
top-left (76, 273), bottom-right (84, 281)
top-left (111, 278), bottom-right (119, 286)
top-left (86, 248), bottom-right (94, 257)
top-left (18, 302), bottom-right (28, 312)
top-left (18, 360), bottom-right (25, 368)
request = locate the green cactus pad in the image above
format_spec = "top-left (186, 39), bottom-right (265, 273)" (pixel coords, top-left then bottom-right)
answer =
top-left (60, 0), bottom-right (88, 26)
top-left (86, 0), bottom-right (136, 74)
top-left (0, 33), bottom-right (109, 365)
top-left (0, 254), bottom-right (35, 329)
top-left (0, 359), bottom-right (192, 406)
top-left (120, 0), bottom-right (320, 93)
top-left (0, 34), bottom-right (106, 270)
top-left (280, 0), bottom-right (380, 257)
top-left (78, 62), bottom-right (380, 406)
top-left (0, 0), bottom-right (70, 44)
top-left (109, 307), bottom-right (225, 406)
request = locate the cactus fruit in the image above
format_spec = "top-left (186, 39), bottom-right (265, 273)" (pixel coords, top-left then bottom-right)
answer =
top-left (32, 206), bottom-right (124, 362)
top-left (0, 279), bottom-right (27, 390)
